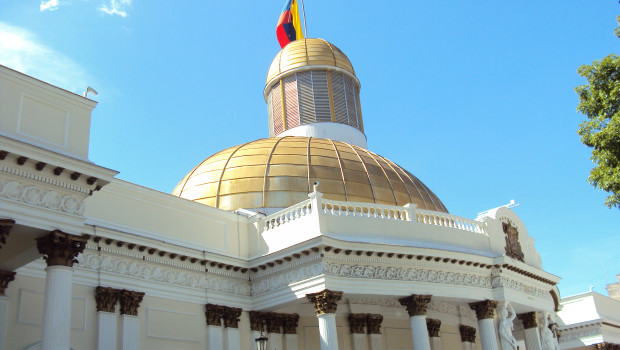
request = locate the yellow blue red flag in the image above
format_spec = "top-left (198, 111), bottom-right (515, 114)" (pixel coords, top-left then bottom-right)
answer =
top-left (276, 0), bottom-right (303, 48)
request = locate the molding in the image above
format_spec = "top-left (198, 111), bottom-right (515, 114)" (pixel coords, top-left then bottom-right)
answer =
top-left (0, 162), bottom-right (92, 195)
top-left (0, 178), bottom-right (85, 216)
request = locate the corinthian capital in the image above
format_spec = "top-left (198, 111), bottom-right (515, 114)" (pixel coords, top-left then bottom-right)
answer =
top-left (469, 300), bottom-right (498, 320)
top-left (0, 219), bottom-right (15, 249)
top-left (36, 230), bottom-right (88, 267)
top-left (398, 294), bottom-right (432, 316)
top-left (306, 289), bottom-right (343, 315)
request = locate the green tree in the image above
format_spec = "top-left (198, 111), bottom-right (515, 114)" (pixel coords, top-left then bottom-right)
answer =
top-left (575, 16), bottom-right (620, 209)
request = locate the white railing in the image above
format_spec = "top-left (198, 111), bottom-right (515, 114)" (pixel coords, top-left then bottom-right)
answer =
top-left (320, 199), bottom-right (408, 221)
top-left (258, 190), bottom-right (486, 235)
top-left (414, 209), bottom-right (486, 234)
top-left (262, 198), bottom-right (313, 231)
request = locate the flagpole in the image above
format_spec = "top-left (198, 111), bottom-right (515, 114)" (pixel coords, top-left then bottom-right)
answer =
top-left (300, 0), bottom-right (308, 38)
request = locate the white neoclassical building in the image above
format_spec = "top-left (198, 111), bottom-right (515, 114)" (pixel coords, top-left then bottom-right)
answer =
top-left (0, 38), bottom-right (579, 350)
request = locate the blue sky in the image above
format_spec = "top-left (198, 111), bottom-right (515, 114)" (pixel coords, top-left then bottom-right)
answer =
top-left (1, 1), bottom-right (618, 298)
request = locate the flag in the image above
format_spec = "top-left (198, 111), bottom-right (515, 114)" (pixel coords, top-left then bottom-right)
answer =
top-left (276, 0), bottom-right (303, 48)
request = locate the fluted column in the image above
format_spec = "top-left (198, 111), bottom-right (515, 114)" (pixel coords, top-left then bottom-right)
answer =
top-left (0, 270), bottom-right (16, 350)
top-left (348, 314), bottom-right (367, 350)
top-left (459, 325), bottom-right (477, 350)
top-left (307, 289), bottom-right (343, 350)
top-left (427, 319), bottom-right (442, 350)
top-left (37, 230), bottom-right (87, 350)
top-left (469, 300), bottom-right (499, 350)
top-left (399, 294), bottom-right (432, 350)
top-left (96, 287), bottom-right (122, 350)
top-left (283, 314), bottom-right (300, 350)
top-left (119, 290), bottom-right (144, 350)
top-left (518, 312), bottom-right (542, 350)
top-left (206, 304), bottom-right (224, 350)
top-left (223, 307), bottom-right (242, 350)
top-left (367, 314), bottom-right (383, 350)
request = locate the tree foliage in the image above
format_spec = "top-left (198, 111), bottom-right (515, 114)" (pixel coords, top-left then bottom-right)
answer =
top-left (575, 16), bottom-right (620, 209)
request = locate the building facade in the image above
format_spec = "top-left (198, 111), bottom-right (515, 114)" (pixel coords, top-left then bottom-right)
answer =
top-left (0, 38), bottom-right (569, 350)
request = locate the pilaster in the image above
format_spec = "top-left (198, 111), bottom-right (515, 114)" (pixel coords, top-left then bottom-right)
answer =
top-left (96, 287), bottom-right (122, 350)
top-left (427, 319), bottom-right (442, 350)
top-left (119, 290), bottom-right (144, 350)
top-left (460, 325), bottom-right (477, 350)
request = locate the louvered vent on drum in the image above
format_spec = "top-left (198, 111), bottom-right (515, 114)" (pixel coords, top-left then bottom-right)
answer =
top-left (312, 71), bottom-right (331, 122)
top-left (345, 78), bottom-right (358, 128)
top-left (298, 71), bottom-right (315, 125)
top-left (267, 92), bottom-right (274, 137)
top-left (331, 72), bottom-right (347, 125)
top-left (272, 81), bottom-right (284, 135)
top-left (284, 75), bottom-right (300, 129)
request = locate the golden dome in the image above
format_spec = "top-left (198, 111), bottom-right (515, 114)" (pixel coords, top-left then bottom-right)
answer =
top-left (172, 137), bottom-right (448, 213)
top-left (266, 38), bottom-right (356, 86)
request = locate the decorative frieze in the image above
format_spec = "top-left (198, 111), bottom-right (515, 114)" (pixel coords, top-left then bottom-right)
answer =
top-left (95, 286), bottom-right (122, 313)
top-left (426, 318), bottom-right (441, 337)
top-left (469, 300), bottom-right (497, 320)
top-left (0, 219), bottom-right (14, 249)
top-left (0, 270), bottom-right (16, 295)
top-left (0, 178), bottom-right (86, 215)
top-left (306, 289), bottom-right (343, 315)
top-left (398, 294), bottom-right (432, 316)
top-left (459, 325), bottom-right (477, 343)
top-left (119, 290), bottom-right (144, 316)
top-left (36, 230), bottom-right (88, 267)
top-left (517, 312), bottom-right (538, 329)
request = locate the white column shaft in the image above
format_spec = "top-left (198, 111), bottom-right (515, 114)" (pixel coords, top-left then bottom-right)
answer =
top-left (41, 266), bottom-right (73, 350)
top-left (0, 296), bottom-right (7, 350)
top-left (285, 334), bottom-right (299, 350)
top-left (226, 327), bottom-right (241, 350)
top-left (317, 313), bottom-right (339, 350)
top-left (268, 333), bottom-right (283, 350)
top-left (250, 330), bottom-right (261, 350)
top-left (478, 318), bottom-right (499, 350)
top-left (369, 333), bottom-right (382, 350)
top-left (524, 327), bottom-right (542, 350)
top-left (430, 337), bottom-right (442, 350)
top-left (409, 315), bottom-right (431, 350)
top-left (120, 315), bottom-right (139, 350)
top-left (351, 333), bottom-right (367, 350)
top-left (98, 312), bottom-right (117, 350)
top-left (207, 325), bottom-right (224, 350)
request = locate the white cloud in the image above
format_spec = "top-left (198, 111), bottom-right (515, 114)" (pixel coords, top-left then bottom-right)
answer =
top-left (40, 0), bottom-right (60, 12)
top-left (0, 22), bottom-right (91, 94)
top-left (99, 0), bottom-right (132, 18)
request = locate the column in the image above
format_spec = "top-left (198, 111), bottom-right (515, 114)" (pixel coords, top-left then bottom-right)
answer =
top-left (307, 289), bottom-right (343, 350)
top-left (0, 219), bottom-right (14, 250)
top-left (283, 314), bottom-right (300, 350)
top-left (96, 287), bottom-right (122, 350)
top-left (119, 289), bottom-right (144, 350)
top-left (459, 325), bottom-right (477, 350)
top-left (249, 311), bottom-right (265, 350)
top-left (427, 319), bottom-right (442, 350)
top-left (469, 300), bottom-right (499, 350)
top-left (367, 314), bottom-right (383, 350)
top-left (348, 314), bottom-right (367, 350)
top-left (0, 270), bottom-right (16, 350)
top-left (266, 313), bottom-right (283, 350)
top-left (398, 294), bottom-right (432, 350)
top-left (518, 312), bottom-right (542, 350)
top-left (36, 230), bottom-right (87, 350)
top-left (206, 304), bottom-right (224, 349)
top-left (223, 307), bottom-right (243, 350)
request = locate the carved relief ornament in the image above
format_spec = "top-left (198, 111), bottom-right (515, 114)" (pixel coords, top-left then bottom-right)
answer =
top-left (95, 286), bottom-right (122, 313)
top-left (593, 343), bottom-right (620, 350)
top-left (348, 314), bottom-right (366, 334)
top-left (282, 314), bottom-right (300, 334)
top-left (0, 219), bottom-right (14, 249)
top-left (426, 318), bottom-right (441, 337)
top-left (249, 311), bottom-right (265, 332)
top-left (119, 290), bottom-right (144, 316)
top-left (306, 289), bottom-right (343, 315)
top-left (249, 311), bottom-right (298, 333)
top-left (517, 312), bottom-right (538, 329)
top-left (459, 325), bottom-right (477, 343)
top-left (223, 307), bottom-right (243, 328)
top-left (36, 230), bottom-right (88, 267)
top-left (366, 314), bottom-right (383, 334)
top-left (0, 270), bottom-right (16, 295)
top-left (205, 304), bottom-right (224, 326)
top-left (503, 222), bottom-right (525, 262)
top-left (398, 294), bottom-right (432, 316)
top-left (469, 300), bottom-right (498, 320)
